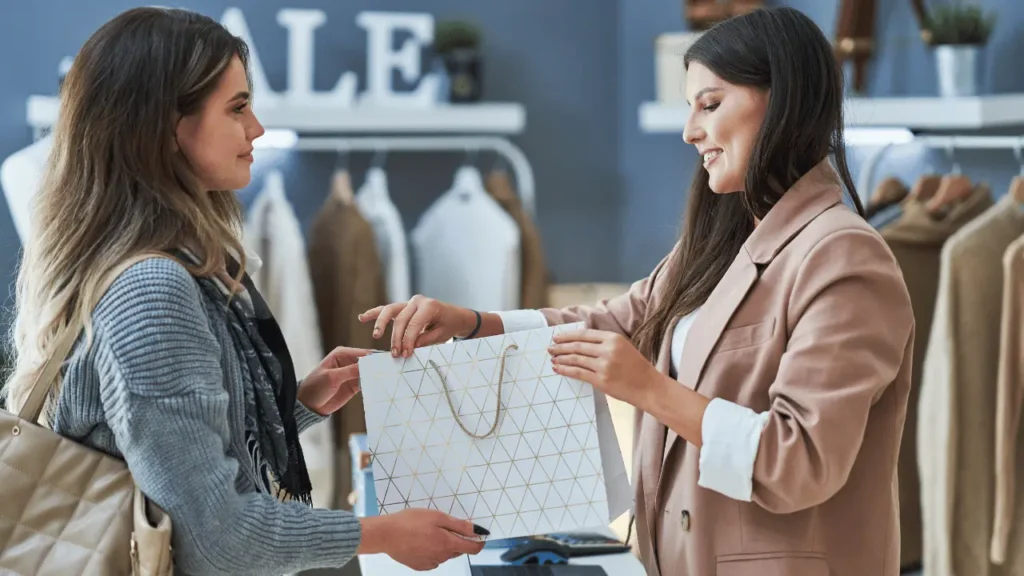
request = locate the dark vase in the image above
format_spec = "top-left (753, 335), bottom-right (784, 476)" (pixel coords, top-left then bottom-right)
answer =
top-left (442, 48), bottom-right (483, 103)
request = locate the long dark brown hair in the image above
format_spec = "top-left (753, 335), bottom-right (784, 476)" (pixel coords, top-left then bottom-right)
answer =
top-left (633, 7), bottom-right (864, 361)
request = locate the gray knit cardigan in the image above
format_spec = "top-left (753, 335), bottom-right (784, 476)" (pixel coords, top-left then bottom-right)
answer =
top-left (51, 257), bottom-right (362, 575)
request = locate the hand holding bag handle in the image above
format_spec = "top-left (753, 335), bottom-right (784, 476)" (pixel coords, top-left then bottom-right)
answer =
top-left (12, 251), bottom-right (175, 576)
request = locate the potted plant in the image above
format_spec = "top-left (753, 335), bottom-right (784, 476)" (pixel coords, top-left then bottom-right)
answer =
top-left (433, 19), bottom-right (484, 103)
top-left (922, 1), bottom-right (996, 97)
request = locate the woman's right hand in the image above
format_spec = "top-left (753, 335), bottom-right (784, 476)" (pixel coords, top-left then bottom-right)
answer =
top-left (357, 509), bottom-right (487, 570)
top-left (359, 295), bottom-right (478, 358)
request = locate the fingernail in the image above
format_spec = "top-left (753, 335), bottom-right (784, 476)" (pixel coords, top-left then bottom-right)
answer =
top-left (391, 348), bottom-right (398, 357)
top-left (473, 524), bottom-right (490, 536)
top-left (373, 329), bottom-right (380, 337)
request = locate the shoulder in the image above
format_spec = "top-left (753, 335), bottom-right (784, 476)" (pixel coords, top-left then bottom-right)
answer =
top-left (793, 204), bottom-right (899, 271)
top-left (95, 256), bottom-right (205, 321)
top-left (787, 205), bottom-right (912, 321)
top-left (91, 255), bottom-right (224, 393)
top-left (92, 257), bottom-right (222, 393)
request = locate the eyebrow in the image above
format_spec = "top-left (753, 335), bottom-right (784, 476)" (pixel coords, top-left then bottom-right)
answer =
top-left (687, 87), bottom-right (723, 106)
top-left (229, 91), bottom-right (250, 102)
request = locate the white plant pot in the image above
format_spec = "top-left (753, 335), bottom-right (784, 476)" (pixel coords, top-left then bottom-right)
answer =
top-left (935, 45), bottom-right (981, 98)
top-left (655, 31), bottom-right (704, 104)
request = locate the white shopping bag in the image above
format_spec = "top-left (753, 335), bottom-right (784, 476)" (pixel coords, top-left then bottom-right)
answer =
top-left (359, 322), bottom-right (630, 539)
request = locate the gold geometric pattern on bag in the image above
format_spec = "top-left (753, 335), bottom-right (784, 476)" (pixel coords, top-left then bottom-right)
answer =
top-left (359, 322), bottom-right (609, 540)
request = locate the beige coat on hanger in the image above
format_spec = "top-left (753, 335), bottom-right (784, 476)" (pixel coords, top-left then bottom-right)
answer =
top-left (880, 185), bottom-right (993, 569)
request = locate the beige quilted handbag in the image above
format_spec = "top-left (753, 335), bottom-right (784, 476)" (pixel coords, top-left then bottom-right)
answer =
top-left (0, 253), bottom-right (174, 575)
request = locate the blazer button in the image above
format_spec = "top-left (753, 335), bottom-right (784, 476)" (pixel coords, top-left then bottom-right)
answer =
top-left (681, 510), bottom-right (690, 532)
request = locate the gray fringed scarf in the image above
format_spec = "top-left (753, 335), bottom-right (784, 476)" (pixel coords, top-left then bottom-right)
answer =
top-left (190, 253), bottom-right (313, 505)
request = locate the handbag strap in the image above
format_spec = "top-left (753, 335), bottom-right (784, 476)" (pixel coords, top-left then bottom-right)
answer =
top-left (18, 252), bottom-right (174, 423)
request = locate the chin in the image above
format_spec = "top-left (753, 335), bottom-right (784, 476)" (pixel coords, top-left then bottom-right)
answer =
top-left (223, 173), bottom-right (252, 191)
top-left (708, 173), bottom-right (743, 195)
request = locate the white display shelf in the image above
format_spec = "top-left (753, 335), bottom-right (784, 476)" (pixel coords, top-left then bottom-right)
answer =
top-left (639, 93), bottom-right (1024, 133)
top-left (27, 94), bottom-right (526, 135)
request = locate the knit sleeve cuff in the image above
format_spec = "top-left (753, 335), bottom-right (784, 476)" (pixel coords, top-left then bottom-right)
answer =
top-left (316, 510), bottom-right (363, 566)
top-left (295, 399), bottom-right (327, 433)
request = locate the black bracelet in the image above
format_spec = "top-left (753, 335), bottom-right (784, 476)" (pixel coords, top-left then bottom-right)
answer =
top-left (458, 309), bottom-right (483, 340)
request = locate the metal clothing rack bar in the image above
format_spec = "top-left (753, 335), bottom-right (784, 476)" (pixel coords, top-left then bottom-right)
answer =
top-left (293, 135), bottom-right (536, 218)
top-left (913, 135), bottom-right (1024, 149)
top-left (853, 134), bottom-right (1024, 204)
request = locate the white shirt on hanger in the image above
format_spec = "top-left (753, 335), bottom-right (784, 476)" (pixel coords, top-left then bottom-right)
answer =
top-left (412, 166), bottom-right (521, 312)
top-left (1, 134), bottom-right (53, 244)
top-left (498, 306), bottom-right (769, 502)
top-left (356, 167), bottom-right (411, 303)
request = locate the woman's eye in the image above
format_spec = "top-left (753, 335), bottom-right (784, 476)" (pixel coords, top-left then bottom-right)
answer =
top-left (233, 103), bottom-right (248, 114)
top-left (704, 102), bottom-right (720, 112)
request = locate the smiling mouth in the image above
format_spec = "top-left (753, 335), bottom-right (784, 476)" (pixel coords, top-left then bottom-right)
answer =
top-left (703, 150), bottom-right (722, 168)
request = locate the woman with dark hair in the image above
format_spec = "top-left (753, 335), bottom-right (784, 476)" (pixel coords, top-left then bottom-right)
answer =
top-left (364, 7), bottom-right (914, 576)
top-left (3, 7), bottom-right (484, 574)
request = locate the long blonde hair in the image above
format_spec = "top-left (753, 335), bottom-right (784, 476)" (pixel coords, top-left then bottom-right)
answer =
top-left (4, 7), bottom-right (252, 419)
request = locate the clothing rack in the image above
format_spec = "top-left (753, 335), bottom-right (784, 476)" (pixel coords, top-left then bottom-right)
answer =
top-left (292, 135), bottom-right (536, 218)
top-left (855, 134), bottom-right (1024, 204)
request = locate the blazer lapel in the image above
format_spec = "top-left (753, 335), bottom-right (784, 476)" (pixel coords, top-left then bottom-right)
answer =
top-left (662, 256), bottom-right (759, 465)
top-left (640, 314), bottom-right (680, 554)
top-left (659, 158), bottom-right (845, 468)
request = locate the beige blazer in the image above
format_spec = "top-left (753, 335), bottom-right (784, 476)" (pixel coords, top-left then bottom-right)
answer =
top-left (538, 159), bottom-right (915, 576)
top-left (994, 233), bottom-right (1024, 567)
top-left (918, 194), bottom-right (1024, 576)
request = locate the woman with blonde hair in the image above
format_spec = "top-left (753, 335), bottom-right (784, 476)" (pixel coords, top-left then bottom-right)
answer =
top-left (3, 7), bottom-right (484, 574)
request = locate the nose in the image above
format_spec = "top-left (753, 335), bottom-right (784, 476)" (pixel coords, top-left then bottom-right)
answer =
top-left (682, 111), bottom-right (703, 145)
top-left (248, 114), bottom-right (266, 142)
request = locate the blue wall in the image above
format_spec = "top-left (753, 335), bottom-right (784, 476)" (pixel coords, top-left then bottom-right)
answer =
top-left (0, 0), bottom-right (622, 321)
top-left (2, 0), bottom-right (1024, 302)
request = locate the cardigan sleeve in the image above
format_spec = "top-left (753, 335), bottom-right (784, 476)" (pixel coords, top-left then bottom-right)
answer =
top-left (95, 258), bottom-right (361, 575)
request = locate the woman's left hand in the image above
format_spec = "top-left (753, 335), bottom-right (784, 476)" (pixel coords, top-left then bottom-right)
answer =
top-left (548, 329), bottom-right (664, 411)
top-left (298, 346), bottom-right (373, 416)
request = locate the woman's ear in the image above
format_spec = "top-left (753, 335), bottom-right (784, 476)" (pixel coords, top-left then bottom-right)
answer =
top-left (171, 114), bottom-right (183, 153)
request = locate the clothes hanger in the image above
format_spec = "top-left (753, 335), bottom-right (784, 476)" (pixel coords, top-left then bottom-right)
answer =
top-left (926, 139), bottom-right (973, 213)
top-left (364, 143), bottom-right (390, 200)
top-left (909, 174), bottom-right (942, 202)
top-left (869, 176), bottom-right (908, 207)
top-left (1010, 137), bottom-right (1024, 206)
top-left (331, 144), bottom-right (354, 204)
top-left (453, 147), bottom-right (484, 201)
top-left (908, 145), bottom-right (942, 202)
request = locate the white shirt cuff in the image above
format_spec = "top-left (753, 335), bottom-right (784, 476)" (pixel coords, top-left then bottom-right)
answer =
top-left (493, 309), bottom-right (548, 334)
top-left (697, 397), bottom-right (770, 502)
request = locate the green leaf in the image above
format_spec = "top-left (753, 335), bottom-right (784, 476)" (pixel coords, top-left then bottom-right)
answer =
top-left (924, 1), bottom-right (996, 45)
top-left (434, 20), bottom-right (483, 54)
